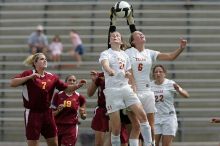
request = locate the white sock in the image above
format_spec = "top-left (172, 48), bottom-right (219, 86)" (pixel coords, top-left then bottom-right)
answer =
top-left (111, 133), bottom-right (120, 146)
top-left (152, 140), bottom-right (155, 146)
top-left (129, 139), bottom-right (139, 146)
top-left (140, 122), bottom-right (152, 146)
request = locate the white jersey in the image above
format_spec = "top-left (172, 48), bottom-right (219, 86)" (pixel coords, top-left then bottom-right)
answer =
top-left (125, 47), bottom-right (159, 91)
top-left (150, 78), bottom-right (177, 115)
top-left (99, 48), bottom-right (131, 88)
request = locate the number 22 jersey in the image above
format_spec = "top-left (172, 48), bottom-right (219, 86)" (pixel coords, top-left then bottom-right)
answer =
top-left (150, 78), bottom-right (177, 115)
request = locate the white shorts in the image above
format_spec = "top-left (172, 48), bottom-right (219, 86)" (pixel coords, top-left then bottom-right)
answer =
top-left (137, 91), bottom-right (156, 114)
top-left (51, 50), bottom-right (62, 56)
top-left (104, 85), bottom-right (141, 114)
top-left (154, 114), bottom-right (178, 136)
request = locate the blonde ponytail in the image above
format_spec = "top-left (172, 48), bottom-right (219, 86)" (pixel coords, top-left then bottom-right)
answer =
top-left (23, 54), bottom-right (34, 67)
top-left (23, 53), bottom-right (44, 67)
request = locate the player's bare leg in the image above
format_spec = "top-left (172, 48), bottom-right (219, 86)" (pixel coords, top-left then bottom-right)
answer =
top-left (27, 140), bottom-right (39, 146)
top-left (109, 111), bottom-right (121, 146)
top-left (103, 131), bottom-right (111, 146)
top-left (94, 131), bottom-right (106, 146)
top-left (127, 111), bottom-right (140, 142)
top-left (129, 103), bottom-right (152, 146)
top-left (155, 134), bottom-right (162, 146)
top-left (162, 135), bottom-right (173, 146)
top-left (46, 136), bottom-right (58, 146)
top-left (147, 113), bottom-right (155, 145)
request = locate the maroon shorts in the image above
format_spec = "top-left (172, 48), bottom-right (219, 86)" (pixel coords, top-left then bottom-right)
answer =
top-left (120, 123), bottom-right (129, 144)
top-left (57, 124), bottom-right (78, 146)
top-left (91, 106), bottom-right (109, 132)
top-left (24, 109), bottom-right (57, 140)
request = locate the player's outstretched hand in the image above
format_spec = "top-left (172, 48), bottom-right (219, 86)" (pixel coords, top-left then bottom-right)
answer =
top-left (77, 79), bottom-right (87, 88)
top-left (179, 38), bottom-right (187, 49)
top-left (79, 79), bottom-right (87, 84)
top-left (110, 6), bottom-right (117, 26)
top-left (90, 70), bottom-right (99, 82)
top-left (30, 73), bottom-right (41, 79)
top-left (79, 108), bottom-right (87, 120)
top-left (108, 69), bottom-right (115, 76)
top-left (57, 104), bottom-right (65, 112)
top-left (173, 83), bottom-right (181, 91)
top-left (125, 71), bottom-right (132, 78)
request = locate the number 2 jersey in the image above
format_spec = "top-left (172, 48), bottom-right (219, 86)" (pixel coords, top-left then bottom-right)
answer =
top-left (99, 48), bottom-right (131, 88)
top-left (125, 47), bottom-right (159, 91)
top-left (150, 78), bottom-right (177, 115)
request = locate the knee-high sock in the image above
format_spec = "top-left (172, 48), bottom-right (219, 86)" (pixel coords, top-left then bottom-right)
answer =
top-left (111, 133), bottom-right (120, 146)
top-left (140, 122), bottom-right (152, 146)
top-left (129, 139), bottom-right (139, 146)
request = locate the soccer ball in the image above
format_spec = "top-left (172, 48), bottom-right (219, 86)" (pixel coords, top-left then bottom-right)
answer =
top-left (114, 1), bottom-right (131, 18)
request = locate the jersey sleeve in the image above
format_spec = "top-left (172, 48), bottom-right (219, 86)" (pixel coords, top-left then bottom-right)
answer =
top-left (169, 80), bottom-right (177, 92)
top-left (99, 50), bottom-right (109, 63)
top-left (13, 70), bottom-right (33, 85)
top-left (125, 53), bottom-right (131, 71)
top-left (79, 94), bottom-right (86, 107)
top-left (125, 48), bottom-right (132, 61)
top-left (148, 49), bottom-right (160, 62)
top-left (13, 70), bottom-right (32, 78)
top-left (55, 75), bottom-right (68, 91)
top-left (51, 92), bottom-right (59, 109)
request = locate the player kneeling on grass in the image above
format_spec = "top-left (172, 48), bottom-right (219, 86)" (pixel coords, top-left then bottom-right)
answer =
top-left (51, 74), bottom-right (87, 146)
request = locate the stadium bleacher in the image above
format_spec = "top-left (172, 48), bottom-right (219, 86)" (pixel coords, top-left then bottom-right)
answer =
top-left (1, 0), bottom-right (220, 146)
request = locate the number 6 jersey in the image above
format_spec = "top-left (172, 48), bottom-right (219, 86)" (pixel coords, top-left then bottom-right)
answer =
top-left (125, 47), bottom-right (159, 91)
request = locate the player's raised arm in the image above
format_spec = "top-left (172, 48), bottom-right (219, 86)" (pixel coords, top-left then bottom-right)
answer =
top-left (108, 6), bottom-right (117, 48)
top-left (126, 4), bottom-right (137, 33)
top-left (157, 38), bottom-right (187, 61)
top-left (87, 70), bottom-right (99, 97)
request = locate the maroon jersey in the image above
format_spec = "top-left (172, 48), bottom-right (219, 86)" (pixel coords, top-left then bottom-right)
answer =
top-left (95, 72), bottom-right (106, 107)
top-left (52, 91), bottom-right (86, 125)
top-left (14, 70), bottom-right (67, 112)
